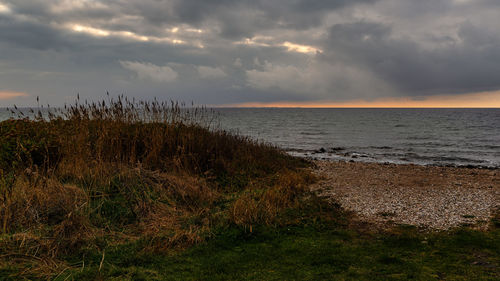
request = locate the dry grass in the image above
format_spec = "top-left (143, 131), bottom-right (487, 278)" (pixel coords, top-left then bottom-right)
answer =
top-left (0, 96), bottom-right (312, 279)
top-left (230, 169), bottom-right (315, 229)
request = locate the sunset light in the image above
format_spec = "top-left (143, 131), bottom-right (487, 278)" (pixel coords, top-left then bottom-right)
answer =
top-left (0, 3), bottom-right (9, 14)
top-left (0, 1), bottom-right (499, 279)
top-left (0, 91), bottom-right (28, 100)
top-left (223, 91), bottom-right (500, 108)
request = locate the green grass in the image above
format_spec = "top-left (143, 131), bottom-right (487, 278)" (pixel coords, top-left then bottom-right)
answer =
top-left (41, 205), bottom-right (500, 280)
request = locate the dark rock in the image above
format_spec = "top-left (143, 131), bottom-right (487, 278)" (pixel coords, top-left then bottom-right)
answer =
top-left (315, 147), bottom-right (327, 153)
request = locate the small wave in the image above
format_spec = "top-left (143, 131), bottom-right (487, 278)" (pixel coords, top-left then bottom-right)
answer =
top-left (306, 147), bottom-right (347, 154)
top-left (478, 145), bottom-right (500, 149)
top-left (287, 150), bottom-right (499, 168)
top-left (406, 136), bottom-right (433, 140)
top-left (402, 142), bottom-right (455, 147)
top-left (370, 146), bottom-right (393, 150)
top-left (400, 153), bottom-right (486, 164)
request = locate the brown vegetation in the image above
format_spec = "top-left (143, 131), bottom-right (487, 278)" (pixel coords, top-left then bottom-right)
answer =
top-left (0, 96), bottom-right (313, 278)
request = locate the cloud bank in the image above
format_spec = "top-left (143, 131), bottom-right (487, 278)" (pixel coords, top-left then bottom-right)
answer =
top-left (120, 61), bottom-right (178, 82)
top-left (0, 0), bottom-right (499, 106)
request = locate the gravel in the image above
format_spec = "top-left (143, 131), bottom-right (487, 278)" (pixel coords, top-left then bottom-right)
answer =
top-left (311, 160), bottom-right (499, 230)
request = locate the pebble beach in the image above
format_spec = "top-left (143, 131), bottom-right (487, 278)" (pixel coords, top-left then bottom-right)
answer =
top-left (312, 160), bottom-right (499, 230)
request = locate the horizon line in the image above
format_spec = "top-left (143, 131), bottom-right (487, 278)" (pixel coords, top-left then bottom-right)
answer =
top-left (212, 106), bottom-right (500, 109)
top-left (2, 89), bottom-right (500, 109)
top-left (3, 105), bottom-right (500, 109)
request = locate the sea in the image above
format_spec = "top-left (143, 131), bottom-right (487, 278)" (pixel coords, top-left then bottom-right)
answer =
top-left (215, 108), bottom-right (500, 169)
top-left (1, 108), bottom-right (499, 168)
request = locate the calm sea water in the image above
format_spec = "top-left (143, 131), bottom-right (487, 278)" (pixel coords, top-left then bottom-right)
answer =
top-left (1, 108), bottom-right (499, 168)
top-left (215, 108), bottom-right (500, 168)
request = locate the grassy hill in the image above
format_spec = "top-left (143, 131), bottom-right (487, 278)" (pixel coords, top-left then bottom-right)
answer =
top-left (0, 97), bottom-right (498, 280)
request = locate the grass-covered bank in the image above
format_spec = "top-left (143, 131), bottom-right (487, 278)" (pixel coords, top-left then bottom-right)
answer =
top-left (4, 194), bottom-right (499, 280)
top-left (0, 97), bottom-right (498, 280)
top-left (64, 213), bottom-right (500, 280)
top-left (0, 97), bottom-right (313, 279)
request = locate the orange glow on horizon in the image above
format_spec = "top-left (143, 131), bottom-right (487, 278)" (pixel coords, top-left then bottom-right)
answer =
top-left (0, 91), bottom-right (28, 100)
top-left (219, 91), bottom-right (500, 108)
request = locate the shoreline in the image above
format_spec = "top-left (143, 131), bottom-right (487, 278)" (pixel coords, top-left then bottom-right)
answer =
top-left (311, 160), bottom-right (499, 230)
top-left (290, 150), bottom-right (500, 170)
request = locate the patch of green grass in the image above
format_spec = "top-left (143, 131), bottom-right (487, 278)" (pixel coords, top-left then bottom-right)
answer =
top-left (55, 210), bottom-right (499, 281)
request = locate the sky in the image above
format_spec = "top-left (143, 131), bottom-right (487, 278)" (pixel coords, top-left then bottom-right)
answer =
top-left (1, 0), bottom-right (500, 107)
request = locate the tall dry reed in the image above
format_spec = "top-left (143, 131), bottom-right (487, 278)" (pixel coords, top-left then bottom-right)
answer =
top-left (0, 96), bottom-right (312, 278)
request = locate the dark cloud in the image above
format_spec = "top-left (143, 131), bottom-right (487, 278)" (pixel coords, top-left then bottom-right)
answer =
top-left (110, 0), bottom-right (377, 38)
top-left (323, 20), bottom-right (500, 95)
top-left (0, 14), bottom-right (68, 50)
top-left (0, 0), bottom-right (499, 106)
